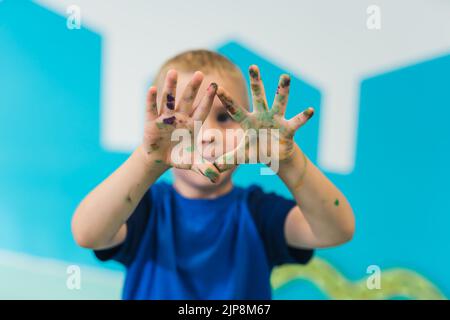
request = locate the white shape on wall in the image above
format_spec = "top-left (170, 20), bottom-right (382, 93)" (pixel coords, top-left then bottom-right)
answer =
top-left (34, 0), bottom-right (450, 174)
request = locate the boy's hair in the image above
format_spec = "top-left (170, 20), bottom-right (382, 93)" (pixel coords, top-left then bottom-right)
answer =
top-left (153, 49), bottom-right (245, 87)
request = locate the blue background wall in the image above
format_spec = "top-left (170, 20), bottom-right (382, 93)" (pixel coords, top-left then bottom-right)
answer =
top-left (0, 1), bottom-right (449, 299)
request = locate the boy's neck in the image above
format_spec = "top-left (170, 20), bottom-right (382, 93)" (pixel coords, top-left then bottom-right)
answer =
top-left (173, 179), bottom-right (234, 199)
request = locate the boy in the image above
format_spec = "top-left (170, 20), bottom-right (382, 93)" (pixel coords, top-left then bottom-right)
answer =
top-left (72, 50), bottom-right (355, 299)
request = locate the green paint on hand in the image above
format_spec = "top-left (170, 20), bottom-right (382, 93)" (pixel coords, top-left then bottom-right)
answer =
top-left (256, 111), bottom-right (274, 122)
top-left (271, 104), bottom-right (280, 114)
top-left (277, 94), bottom-right (286, 103)
top-left (185, 145), bottom-right (195, 152)
top-left (251, 83), bottom-right (261, 96)
top-left (203, 168), bottom-right (219, 181)
top-left (233, 109), bottom-right (245, 122)
top-left (155, 159), bottom-right (163, 164)
top-left (334, 198), bottom-right (340, 206)
top-left (156, 122), bottom-right (167, 130)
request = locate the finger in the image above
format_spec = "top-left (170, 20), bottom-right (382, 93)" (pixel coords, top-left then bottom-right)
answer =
top-left (287, 107), bottom-right (314, 132)
top-left (216, 86), bottom-right (249, 124)
top-left (249, 65), bottom-right (269, 112)
top-left (192, 161), bottom-right (221, 183)
top-left (160, 69), bottom-right (177, 114)
top-left (192, 82), bottom-right (218, 122)
top-left (177, 71), bottom-right (204, 114)
top-left (146, 86), bottom-right (158, 121)
top-left (271, 74), bottom-right (290, 116)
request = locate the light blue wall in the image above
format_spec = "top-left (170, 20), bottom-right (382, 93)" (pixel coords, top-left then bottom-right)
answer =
top-left (1, 1), bottom-right (449, 299)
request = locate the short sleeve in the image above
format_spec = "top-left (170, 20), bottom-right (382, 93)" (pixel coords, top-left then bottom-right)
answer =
top-left (94, 188), bottom-right (152, 267)
top-left (247, 186), bottom-right (314, 268)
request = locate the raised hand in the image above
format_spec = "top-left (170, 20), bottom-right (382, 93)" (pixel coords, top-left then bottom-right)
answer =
top-left (142, 70), bottom-right (221, 183)
top-left (214, 65), bottom-right (314, 172)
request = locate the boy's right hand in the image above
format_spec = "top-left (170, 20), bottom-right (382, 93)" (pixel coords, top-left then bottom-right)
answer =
top-left (141, 70), bottom-right (221, 183)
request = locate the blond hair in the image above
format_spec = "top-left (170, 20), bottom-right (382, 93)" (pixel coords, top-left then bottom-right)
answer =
top-left (153, 49), bottom-right (245, 87)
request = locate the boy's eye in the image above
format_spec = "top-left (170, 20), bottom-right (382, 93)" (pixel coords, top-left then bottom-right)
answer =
top-left (217, 112), bottom-right (233, 123)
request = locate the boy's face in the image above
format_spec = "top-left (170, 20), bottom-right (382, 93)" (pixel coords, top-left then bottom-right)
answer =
top-left (170, 70), bottom-right (249, 189)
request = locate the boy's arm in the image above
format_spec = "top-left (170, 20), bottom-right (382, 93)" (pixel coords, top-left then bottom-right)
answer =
top-left (71, 146), bottom-right (167, 250)
top-left (72, 70), bottom-right (219, 250)
top-left (278, 144), bottom-right (355, 248)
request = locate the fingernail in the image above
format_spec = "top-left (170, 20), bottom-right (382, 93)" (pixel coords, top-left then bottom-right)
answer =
top-left (194, 70), bottom-right (204, 78)
top-left (280, 75), bottom-right (291, 88)
top-left (249, 66), bottom-right (259, 79)
top-left (303, 108), bottom-right (314, 119)
top-left (209, 82), bottom-right (218, 92)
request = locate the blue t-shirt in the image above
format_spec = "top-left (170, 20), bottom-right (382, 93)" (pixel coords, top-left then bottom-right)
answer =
top-left (94, 182), bottom-right (313, 300)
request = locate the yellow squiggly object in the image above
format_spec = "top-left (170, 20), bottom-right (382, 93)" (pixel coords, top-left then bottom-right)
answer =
top-left (271, 257), bottom-right (446, 300)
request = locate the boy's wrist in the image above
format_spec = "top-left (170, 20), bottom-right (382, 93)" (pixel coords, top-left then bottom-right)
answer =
top-left (278, 144), bottom-right (308, 190)
top-left (279, 142), bottom-right (301, 166)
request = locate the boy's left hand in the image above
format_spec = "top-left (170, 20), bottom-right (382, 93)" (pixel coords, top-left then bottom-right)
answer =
top-left (214, 65), bottom-right (314, 171)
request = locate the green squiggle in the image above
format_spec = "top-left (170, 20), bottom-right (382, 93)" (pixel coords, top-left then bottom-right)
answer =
top-left (271, 258), bottom-right (446, 300)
